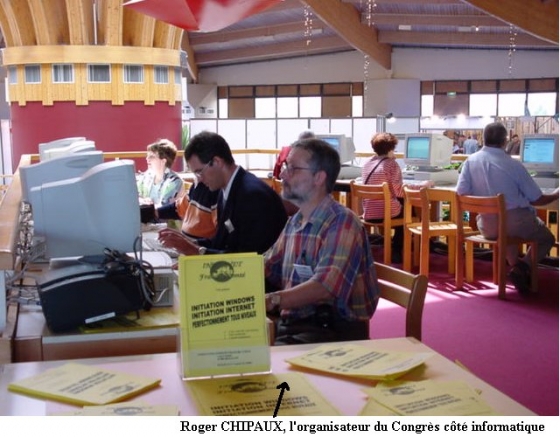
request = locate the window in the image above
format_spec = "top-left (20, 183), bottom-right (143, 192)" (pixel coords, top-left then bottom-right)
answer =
top-left (154, 66), bottom-right (169, 84)
top-left (421, 95), bottom-right (434, 117)
top-left (469, 94), bottom-right (497, 116)
top-left (174, 67), bottom-right (181, 85)
top-left (124, 65), bottom-right (144, 83)
top-left (24, 65), bottom-right (41, 83)
top-left (52, 64), bottom-right (74, 83)
top-left (8, 66), bottom-right (17, 84)
top-left (255, 98), bottom-right (276, 118)
top-left (300, 96), bottom-right (321, 118)
top-left (352, 96), bottom-right (363, 118)
top-left (498, 93), bottom-right (526, 116)
top-left (219, 99), bottom-right (228, 118)
top-left (277, 97), bottom-right (298, 118)
top-left (88, 64), bottom-right (111, 83)
top-left (527, 92), bottom-right (557, 116)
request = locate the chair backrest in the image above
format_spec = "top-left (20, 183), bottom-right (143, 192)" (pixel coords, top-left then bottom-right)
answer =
top-left (403, 186), bottom-right (431, 231)
top-left (404, 186), bottom-right (457, 226)
top-left (349, 181), bottom-right (390, 219)
top-left (374, 261), bottom-right (429, 340)
top-left (455, 192), bottom-right (506, 242)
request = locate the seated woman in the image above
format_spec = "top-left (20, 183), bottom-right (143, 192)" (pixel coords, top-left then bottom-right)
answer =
top-left (137, 139), bottom-right (184, 208)
top-left (361, 133), bottom-right (431, 264)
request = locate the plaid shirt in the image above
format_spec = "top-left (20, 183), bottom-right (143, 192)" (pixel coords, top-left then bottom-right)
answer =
top-left (264, 195), bottom-right (380, 321)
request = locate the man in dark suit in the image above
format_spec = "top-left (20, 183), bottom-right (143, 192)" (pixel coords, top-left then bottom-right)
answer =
top-left (158, 131), bottom-right (287, 255)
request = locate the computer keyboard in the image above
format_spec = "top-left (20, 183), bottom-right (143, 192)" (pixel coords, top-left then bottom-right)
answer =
top-left (142, 237), bottom-right (180, 259)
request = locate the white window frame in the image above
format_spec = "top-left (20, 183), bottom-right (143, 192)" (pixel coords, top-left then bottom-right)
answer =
top-left (8, 66), bottom-right (17, 84)
top-left (52, 64), bottom-right (74, 83)
top-left (154, 66), bottom-right (169, 84)
top-left (124, 65), bottom-right (144, 84)
top-left (24, 65), bottom-right (41, 84)
top-left (88, 64), bottom-right (111, 83)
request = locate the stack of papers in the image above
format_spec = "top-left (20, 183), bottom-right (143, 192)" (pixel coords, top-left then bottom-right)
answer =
top-left (50, 401), bottom-right (179, 416)
top-left (286, 343), bottom-right (432, 381)
top-left (8, 363), bottom-right (161, 406)
top-left (359, 380), bottom-right (498, 416)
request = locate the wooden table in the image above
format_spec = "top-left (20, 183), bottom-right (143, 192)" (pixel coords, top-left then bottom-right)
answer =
top-left (0, 337), bottom-right (535, 416)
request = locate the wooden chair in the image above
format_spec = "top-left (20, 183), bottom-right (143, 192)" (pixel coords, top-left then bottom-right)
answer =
top-left (455, 193), bottom-right (538, 299)
top-left (403, 187), bottom-right (463, 277)
top-left (374, 262), bottom-right (429, 341)
top-left (349, 181), bottom-right (404, 265)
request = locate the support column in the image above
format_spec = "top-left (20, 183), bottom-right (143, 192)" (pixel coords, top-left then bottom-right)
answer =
top-left (0, 0), bottom-right (184, 167)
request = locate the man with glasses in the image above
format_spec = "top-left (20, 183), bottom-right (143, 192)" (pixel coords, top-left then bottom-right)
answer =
top-left (264, 138), bottom-right (380, 344)
top-left (158, 131), bottom-right (287, 255)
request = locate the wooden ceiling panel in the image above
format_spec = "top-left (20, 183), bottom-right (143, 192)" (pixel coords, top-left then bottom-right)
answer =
top-left (0, 0), bottom-right (36, 46)
top-left (66, 0), bottom-right (93, 45)
top-left (462, 0), bottom-right (559, 44)
top-left (98, 0), bottom-right (123, 46)
top-left (122, 8), bottom-right (155, 47)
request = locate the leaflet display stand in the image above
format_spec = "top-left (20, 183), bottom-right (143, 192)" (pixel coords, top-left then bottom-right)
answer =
top-left (177, 253), bottom-right (271, 379)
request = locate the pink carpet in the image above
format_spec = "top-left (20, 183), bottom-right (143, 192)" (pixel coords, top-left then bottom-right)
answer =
top-left (369, 249), bottom-right (559, 416)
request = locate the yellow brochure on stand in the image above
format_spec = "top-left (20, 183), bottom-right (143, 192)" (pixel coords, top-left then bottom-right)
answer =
top-left (8, 362), bottom-right (161, 406)
top-left (178, 253), bottom-right (270, 379)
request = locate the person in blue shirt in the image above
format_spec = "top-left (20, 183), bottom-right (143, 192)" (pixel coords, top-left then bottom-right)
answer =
top-left (456, 122), bottom-right (559, 295)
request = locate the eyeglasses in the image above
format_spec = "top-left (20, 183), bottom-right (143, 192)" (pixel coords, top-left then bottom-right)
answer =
top-left (192, 159), bottom-right (213, 177)
top-left (281, 162), bottom-right (315, 176)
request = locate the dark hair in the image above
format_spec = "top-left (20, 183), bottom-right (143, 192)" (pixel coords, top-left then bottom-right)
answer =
top-left (371, 132), bottom-right (398, 156)
top-left (147, 139), bottom-right (177, 168)
top-left (291, 138), bottom-right (341, 193)
top-left (483, 122), bottom-right (508, 148)
top-left (298, 130), bottom-right (315, 140)
top-left (184, 131), bottom-right (235, 165)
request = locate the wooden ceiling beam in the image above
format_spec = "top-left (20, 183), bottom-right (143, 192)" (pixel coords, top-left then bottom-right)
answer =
top-left (380, 30), bottom-right (556, 48)
top-left (461, 0), bottom-right (558, 44)
top-left (196, 35), bottom-right (350, 66)
top-left (181, 32), bottom-right (199, 82)
top-left (189, 21), bottom-right (316, 46)
top-left (302, 0), bottom-right (392, 70)
top-left (344, 0), bottom-right (462, 4)
top-left (371, 13), bottom-right (505, 27)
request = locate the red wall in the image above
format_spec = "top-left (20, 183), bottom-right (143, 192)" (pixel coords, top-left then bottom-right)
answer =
top-left (10, 101), bottom-right (183, 171)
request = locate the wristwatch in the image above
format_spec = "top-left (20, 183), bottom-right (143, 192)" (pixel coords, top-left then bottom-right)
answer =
top-left (198, 246), bottom-right (207, 255)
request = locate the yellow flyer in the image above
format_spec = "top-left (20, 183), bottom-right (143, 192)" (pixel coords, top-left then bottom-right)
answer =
top-left (178, 253), bottom-right (270, 379)
top-left (8, 363), bottom-right (161, 406)
top-left (186, 372), bottom-right (340, 416)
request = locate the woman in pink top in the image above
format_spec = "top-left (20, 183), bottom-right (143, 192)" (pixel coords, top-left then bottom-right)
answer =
top-left (361, 133), bottom-right (405, 263)
top-left (361, 133), bottom-right (432, 264)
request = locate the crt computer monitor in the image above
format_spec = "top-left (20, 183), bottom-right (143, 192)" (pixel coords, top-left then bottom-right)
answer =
top-left (403, 133), bottom-right (453, 169)
top-left (40, 140), bottom-right (96, 161)
top-left (38, 137), bottom-right (86, 160)
top-left (28, 160), bottom-right (141, 259)
top-left (519, 134), bottom-right (559, 176)
top-left (315, 134), bottom-right (356, 164)
top-left (19, 151), bottom-right (104, 202)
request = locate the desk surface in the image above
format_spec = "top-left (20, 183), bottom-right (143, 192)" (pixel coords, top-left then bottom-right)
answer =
top-left (0, 337), bottom-right (534, 416)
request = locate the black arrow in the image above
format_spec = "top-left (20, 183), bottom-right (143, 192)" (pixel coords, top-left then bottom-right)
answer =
top-left (273, 382), bottom-right (290, 418)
